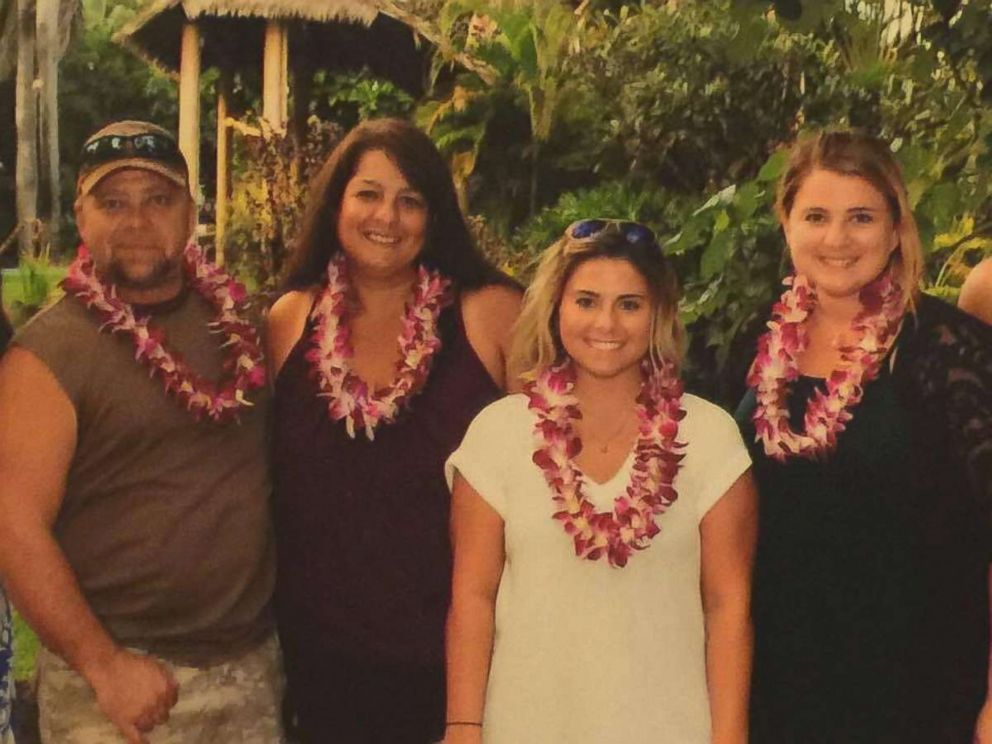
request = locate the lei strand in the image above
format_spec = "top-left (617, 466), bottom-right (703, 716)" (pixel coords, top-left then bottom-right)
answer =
top-left (306, 253), bottom-right (452, 440)
top-left (747, 269), bottom-right (905, 461)
top-left (525, 360), bottom-right (686, 568)
top-left (60, 243), bottom-right (267, 423)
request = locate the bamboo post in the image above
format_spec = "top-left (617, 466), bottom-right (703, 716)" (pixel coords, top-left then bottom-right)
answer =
top-left (178, 20), bottom-right (202, 202)
top-left (262, 20), bottom-right (288, 132)
top-left (15, 0), bottom-right (38, 256)
top-left (215, 69), bottom-right (232, 266)
top-left (36, 0), bottom-right (60, 250)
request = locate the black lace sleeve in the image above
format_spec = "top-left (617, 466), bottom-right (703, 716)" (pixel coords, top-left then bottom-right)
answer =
top-left (900, 295), bottom-right (992, 516)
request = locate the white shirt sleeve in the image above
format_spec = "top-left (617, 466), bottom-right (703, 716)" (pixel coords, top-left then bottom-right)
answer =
top-left (445, 395), bottom-right (527, 519)
top-left (679, 395), bottom-right (753, 521)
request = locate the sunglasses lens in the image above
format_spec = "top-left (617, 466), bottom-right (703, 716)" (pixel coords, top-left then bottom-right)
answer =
top-left (82, 134), bottom-right (178, 165)
top-left (570, 219), bottom-right (606, 239)
top-left (134, 134), bottom-right (176, 155)
top-left (622, 222), bottom-right (655, 244)
top-left (133, 135), bottom-right (156, 153)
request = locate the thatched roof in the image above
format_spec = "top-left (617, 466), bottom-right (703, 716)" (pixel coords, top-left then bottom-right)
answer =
top-left (115, 0), bottom-right (373, 73)
top-left (114, 0), bottom-right (438, 89)
top-left (113, 0), bottom-right (488, 95)
top-left (168, 0), bottom-right (379, 22)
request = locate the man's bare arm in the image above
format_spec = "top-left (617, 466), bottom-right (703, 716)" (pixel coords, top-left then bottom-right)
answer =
top-left (0, 347), bottom-right (177, 743)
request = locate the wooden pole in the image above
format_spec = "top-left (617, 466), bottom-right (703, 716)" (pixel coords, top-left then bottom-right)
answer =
top-left (15, 0), bottom-right (38, 256)
top-left (215, 69), bottom-right (232, 266)
top-left (262, 20), bottom-right (288, 132)
top-left (178, 20), bottom-right (201, 202)
top-left (37, 0), bottom-right (60, 250)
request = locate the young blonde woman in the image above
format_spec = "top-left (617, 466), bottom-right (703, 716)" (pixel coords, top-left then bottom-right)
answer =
top-left (737, 130), bottom-right (992, 743)
top-left (444, 221), bottom-right (757, 743)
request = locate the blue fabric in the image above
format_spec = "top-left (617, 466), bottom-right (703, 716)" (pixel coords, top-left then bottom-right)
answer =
top-left (0, 586), bottom-right (13, 741)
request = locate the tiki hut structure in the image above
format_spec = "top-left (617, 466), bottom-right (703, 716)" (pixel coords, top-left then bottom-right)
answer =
top-left (114, 0), bottom-right (456, 262)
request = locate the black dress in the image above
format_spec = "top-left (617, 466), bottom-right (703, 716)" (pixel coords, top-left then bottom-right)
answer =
top-left (273, 296), bottom-right (500, 744)
top-left (736, 295), bottom-right (992, 744)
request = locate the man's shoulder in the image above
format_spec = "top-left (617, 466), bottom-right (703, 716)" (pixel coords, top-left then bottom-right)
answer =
top-left (12, 296), bottom-right (101, 403)
top-left (15, 295), bottom-right (93, 346)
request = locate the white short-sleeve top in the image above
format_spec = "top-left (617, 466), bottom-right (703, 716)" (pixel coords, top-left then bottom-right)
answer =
top-left (446, 392), bottom-right (751, 744)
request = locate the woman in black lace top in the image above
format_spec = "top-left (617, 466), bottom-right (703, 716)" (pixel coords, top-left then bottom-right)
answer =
top-left (736, 130), bottom-right (992, 743)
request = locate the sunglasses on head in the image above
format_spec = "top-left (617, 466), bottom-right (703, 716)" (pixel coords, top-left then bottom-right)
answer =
top-left (567, 218), bottom-right (656, 246)
top-left (81, 133), bottom-right (184, 167)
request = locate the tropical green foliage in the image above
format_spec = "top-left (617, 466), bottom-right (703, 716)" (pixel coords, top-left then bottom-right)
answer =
top-left (13, 611), bottom-right (39, 681)
top-left (54, 0), bottom-right (179, 244)
top-left (9, 0), bottom-right (992, 401)
top-left (2, 253), bottom-right (65, 326)
top-left (309, 68), bottom-right (416, 129)
top-left (419, 0), bottom-right (992, 403)
top-left (424, 0), bottom-right (587, 217)
top-left (225, 117), bottom-right (343, 291)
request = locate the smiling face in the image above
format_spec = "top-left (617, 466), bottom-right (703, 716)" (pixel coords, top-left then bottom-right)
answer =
top-left (558, 257), bottom-right (653, 384)
top-left (336, 149), bottom-right (429, 280)
top-left (75, 168), bottom-right (194, 304)
top-left (782, 167), bottom-right (900, 302)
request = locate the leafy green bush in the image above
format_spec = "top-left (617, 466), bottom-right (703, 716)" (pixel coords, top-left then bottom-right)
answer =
top-left (225, 117), bottom-right (343, 292)
top-left (569, 3), bottom-right (821, 192)
top-left (514, 181), bottom-right (678, 261)
top-left (4, 254), bottom-right (65, 327)
top-left (310, 69), bottom-right (416, 130)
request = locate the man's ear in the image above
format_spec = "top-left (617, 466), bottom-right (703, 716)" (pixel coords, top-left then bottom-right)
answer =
top-left (74, 197), bottom-right (87, 240)
top-left (186, 194), bottom-right (197, 242)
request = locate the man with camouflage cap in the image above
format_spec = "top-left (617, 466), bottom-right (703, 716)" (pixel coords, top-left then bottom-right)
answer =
top-left (0, 121), bottom-right (282, 743)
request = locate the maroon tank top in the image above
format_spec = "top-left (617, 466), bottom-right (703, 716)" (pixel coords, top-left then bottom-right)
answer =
top-left (273, 294), bottom-right (501, 666)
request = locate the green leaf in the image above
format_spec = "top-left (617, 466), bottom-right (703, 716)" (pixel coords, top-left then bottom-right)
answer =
top-left (906, 178), bottom-right (928, 210)
top-left (733, 182), bottom-right (764, 220)
top-left (725, 16), bottom-right (770, 65)
top-left (757, 149), bottom-right (788, 183)
top-left (515, 32), bottom-right (539, 81)
top-left (895, 144), bottom-right (934, 184)
top-left (664, 220), bottom-right (704, 255)
top-left (694, 185), bottom-right (737, 216)
top-left (82, 0), bottom-right (107, 23)
top-left (701, 231), bottom-right (733, 280)
top-left (921, 182), bottom-right (961, 227)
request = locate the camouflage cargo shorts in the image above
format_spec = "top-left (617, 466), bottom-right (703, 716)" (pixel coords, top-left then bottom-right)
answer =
top-left (36, 634), bottom-right (285, 744)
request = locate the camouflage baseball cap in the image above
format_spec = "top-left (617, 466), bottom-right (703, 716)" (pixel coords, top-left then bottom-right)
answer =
top-left (77, 120), bottom-right (189, 197)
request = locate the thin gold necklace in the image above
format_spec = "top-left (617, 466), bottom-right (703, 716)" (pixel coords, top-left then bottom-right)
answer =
top-left (581, 413), bottom-right (633, 454)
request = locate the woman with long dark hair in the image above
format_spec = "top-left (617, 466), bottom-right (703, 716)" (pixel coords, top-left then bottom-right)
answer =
top-left (267, 118), bottom-right (520, 743)
top-left (737, 130), bottom-right (992, 743)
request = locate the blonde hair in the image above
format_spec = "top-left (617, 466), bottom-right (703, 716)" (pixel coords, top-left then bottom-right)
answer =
top-left (510, 226), bottom-right (685, 382)
top-left (777, 129), bottom-right (924, 311)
